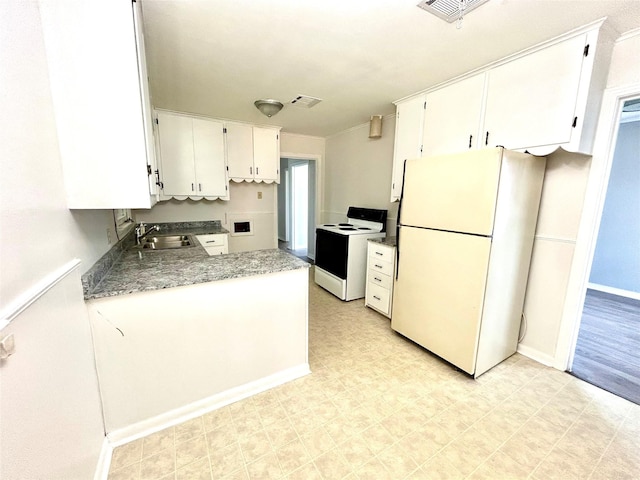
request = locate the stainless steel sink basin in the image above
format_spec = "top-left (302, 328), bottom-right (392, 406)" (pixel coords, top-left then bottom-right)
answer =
top-left (138, 234), bottom-right (195, 250)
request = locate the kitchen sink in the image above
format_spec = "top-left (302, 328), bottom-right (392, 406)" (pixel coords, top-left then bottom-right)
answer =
top-left (138, 234), bottom-right (195, 250)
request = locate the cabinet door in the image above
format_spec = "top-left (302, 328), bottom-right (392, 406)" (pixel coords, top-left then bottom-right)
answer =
top-left (483, 34), bottom-right (587, 150)
top-left (422, 73), bottom-right (485, 157)
top-left (226, 123), bottom-right (254, 181)
top-left (39, 1), bottom-right (152, 208)
top-left (193, 118), bottom-right (227, 197)
top-left (157, 112), bottom-right (196, 196)
top-left (253, 127), bottom-right (280, 183)
top-left (390, 95), bottom-right (425, 202)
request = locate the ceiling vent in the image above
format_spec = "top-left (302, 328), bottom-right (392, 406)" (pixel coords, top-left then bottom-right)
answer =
top-left (417, 0), bottom-right (489, 23)
top-left (290, 95), bottom-right (322, 109)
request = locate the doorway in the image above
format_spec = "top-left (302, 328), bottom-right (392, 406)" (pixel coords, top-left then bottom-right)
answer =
top-left (277, 157), bottom-right (316, 262)
top-left (570, 97), bottom-right (640, 404)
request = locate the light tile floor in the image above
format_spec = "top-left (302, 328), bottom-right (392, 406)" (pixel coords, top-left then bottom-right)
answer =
top-left (108, 267), bottom-right (639, 479)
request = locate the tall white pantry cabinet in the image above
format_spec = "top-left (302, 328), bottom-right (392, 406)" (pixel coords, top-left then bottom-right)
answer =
top-left (390, 19), bottom-right (614, 202)
top-left (39, 0), bottom-right (158, 209)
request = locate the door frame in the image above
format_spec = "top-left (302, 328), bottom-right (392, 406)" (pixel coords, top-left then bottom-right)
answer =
top-left (280, 152), bottom-right (321, 259)
top-left (555, 82), bottom-right (640, 371)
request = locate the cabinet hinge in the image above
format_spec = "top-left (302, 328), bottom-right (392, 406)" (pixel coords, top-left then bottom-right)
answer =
top-left (583, 44), bottom-right (590, 57)
top-left (223, 127), bottom-right (227, 134)
top-left (572, 116), bottom-right (578, 128)
top-left (226, 166), bottom-right (229, 171)
top-left (147, 164), bottom-right (152, 175)
top-left (155, 118), bottom-right (158, 125)
top-left (423, 101), bottom-right (426, 109)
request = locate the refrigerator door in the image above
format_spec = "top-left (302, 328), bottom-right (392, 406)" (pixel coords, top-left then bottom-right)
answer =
top-left (400, 147), bottom-right (503, 236)
top-left (391, 226), bottom-right (491, 375)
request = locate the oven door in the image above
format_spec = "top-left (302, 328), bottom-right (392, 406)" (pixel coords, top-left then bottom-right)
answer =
top-left (315, 229), bottom-right (349, 279)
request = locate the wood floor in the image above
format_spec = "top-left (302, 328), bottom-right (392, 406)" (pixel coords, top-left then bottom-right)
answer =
top-left (572, 289), bottom-right (640, 405)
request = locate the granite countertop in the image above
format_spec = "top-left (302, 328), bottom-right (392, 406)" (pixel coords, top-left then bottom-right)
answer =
top-left (82, 221), bottom-right (309, 301)
top-left (369, 236), bottom-right (397, 247)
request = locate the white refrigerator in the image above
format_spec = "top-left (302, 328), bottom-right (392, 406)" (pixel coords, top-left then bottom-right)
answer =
top-left (391, 147), bottom-right (546, 377)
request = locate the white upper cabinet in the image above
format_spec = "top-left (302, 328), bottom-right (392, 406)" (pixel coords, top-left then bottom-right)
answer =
top-left (156, 111), bottom-right (228, 200)
top-left (253, 127), bottom-right (280, 183)
top-left (225, 123), bottom-right (254, 181)
top-left (422, 73), bottom-right (486, 158)
top-left (483, 34), bottom-right (588, 152)
top-left (390, 20), bottom-right (614, 200)
top-left (226, 124), bottom-right (281, 184)
top-left (390, 94), bottom-right (426, 202)
top-left (39, 0), bottom-right (157, 209)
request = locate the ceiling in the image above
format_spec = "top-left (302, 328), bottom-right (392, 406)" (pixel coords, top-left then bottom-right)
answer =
top-left (141, 0), bottom-right (640, 138)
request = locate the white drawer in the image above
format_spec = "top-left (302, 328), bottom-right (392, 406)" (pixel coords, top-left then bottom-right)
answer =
top-left (204, 245), bottom-right (227, 256)
top-left (369, 243), bottom-right (394, 263)
top-left (366, 282), bottom-right (390, 315)
top-left (368, 270), bottom-right (392, 290)
top-left (369, 257), bottom-right (393, 277)
top-left (197, 234), bottom-right (228, 247)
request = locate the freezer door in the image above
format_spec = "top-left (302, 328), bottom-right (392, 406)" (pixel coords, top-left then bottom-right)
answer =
top-left (391, 226), bottom-right (491, 375)
top-left (401, 147), bottom-right (503, 236)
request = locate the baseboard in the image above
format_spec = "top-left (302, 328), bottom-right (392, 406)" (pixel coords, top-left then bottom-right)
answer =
top-left (517, 343), bottom-right (556, 368)
top-left (587, 283), bottom-right (640, 301)
top-left (93, 437), bottom-right (113, 480)
top-left (106, 363), bottom-right (311, 447)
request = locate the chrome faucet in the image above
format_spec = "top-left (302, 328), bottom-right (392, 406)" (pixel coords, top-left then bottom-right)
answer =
top-left (135, 223), bottom-right (159, 244)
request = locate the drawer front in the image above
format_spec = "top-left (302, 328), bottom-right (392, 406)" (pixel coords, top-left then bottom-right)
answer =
top-left (197, 234), bottom-right (228, 247)
top-left (368, 270), bottom-right (392, 290)
top-left (366, 282), bottom-right (390, 315)
top-left (369, 243), bottom-right (394, 263)
top-left (204, 245), bottom-right (227, 256)
top-left (369, 257), bottom-right (393, 277)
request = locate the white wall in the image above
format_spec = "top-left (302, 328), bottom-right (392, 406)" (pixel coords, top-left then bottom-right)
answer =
top-left (0, 2), bottom-right (108, 478)
top-left (324, 115), bottom-right (399, 233)
top-left (134, 182), bottom-right (278, 252)
top-left (520, 31), bottom-right (640, 367)
top-left (589, 120), bottom-right (640, 293)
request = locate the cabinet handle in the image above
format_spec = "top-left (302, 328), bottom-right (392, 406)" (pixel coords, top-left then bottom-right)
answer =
top-left (375, 252), bottom-right (383, 256)
top-left (469, 135), bottom-right (473, 149)
top-left (199, 183), bottom-right (202, 191)
top-left (373, 295), bottom-right (381, 301)
top-left (374, 277), bottom-right (382, 282)
top-left (191, 183), bottom-right (195, 191)
top-left (250, 167), bottom-right (253, 175)
top-left (256, 167), bottom-right (259, 175)
top-left (206, 240), bottom-right (217, 244)
top-left (485, 131), bottom-right (489, 146)
top-left (375, 264), bottom-right (383, 269)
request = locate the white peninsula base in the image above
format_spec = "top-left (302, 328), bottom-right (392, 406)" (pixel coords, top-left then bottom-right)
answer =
top-left (86, 268), bottom-right (309, 442)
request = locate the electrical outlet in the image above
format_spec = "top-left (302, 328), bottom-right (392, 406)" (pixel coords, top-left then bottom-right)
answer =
top-left (107, 228), bottom-right (112, 244)
top-left (257, 191), bottom-right (263, 199)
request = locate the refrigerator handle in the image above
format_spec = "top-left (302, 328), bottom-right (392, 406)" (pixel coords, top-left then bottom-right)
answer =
top-left (395, 159), bottom-right (409, 280)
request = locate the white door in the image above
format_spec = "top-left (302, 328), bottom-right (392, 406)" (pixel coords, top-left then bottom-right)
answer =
top-left (390, 95), bottom-right (426, 201)
top-left (422, 73), bottom-right (486, 157)
top-left (192, 118), bottom-right (226, 197)
top-left (401, 148), bottom-right (502, 235)
top-left (226, 123), bottom-right (254, 180)
top-left (391, 226), bottom-right (491, 375)
top-left (483, 34), bottom-right (586, 150)
top-left (253, 127), bottom-right (279, 182)
top-left (157, 112), bottom-right (195, 196)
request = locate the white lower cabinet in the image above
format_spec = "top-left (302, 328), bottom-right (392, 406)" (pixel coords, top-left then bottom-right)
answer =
top-left (196, 234), bottom-right (228, 255)
top-left (365, 241), bottom-right (396, 317)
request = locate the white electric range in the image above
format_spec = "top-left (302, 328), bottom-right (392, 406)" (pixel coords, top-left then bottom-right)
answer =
top-left (314, 207), bottom-right (387, 301)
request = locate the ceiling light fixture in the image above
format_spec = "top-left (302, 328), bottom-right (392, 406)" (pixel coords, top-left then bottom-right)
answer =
top-left (254, 99), bottom-right (283, 117)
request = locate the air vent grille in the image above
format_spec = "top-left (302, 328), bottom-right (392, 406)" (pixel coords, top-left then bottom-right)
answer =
top-left (417, 0), bottom-right (490, 23)
top-left (290, 95), bottom-right (322, 108)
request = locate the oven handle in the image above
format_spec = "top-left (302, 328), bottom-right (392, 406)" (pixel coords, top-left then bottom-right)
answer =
top-left (395, 159), bottom-right (408, 281)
